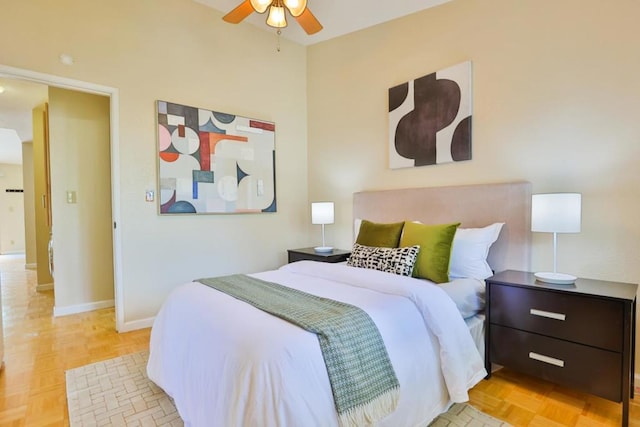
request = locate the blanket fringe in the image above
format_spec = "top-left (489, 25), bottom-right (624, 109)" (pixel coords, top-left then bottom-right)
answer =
top-left (338, 386), bottom-right (400, 427)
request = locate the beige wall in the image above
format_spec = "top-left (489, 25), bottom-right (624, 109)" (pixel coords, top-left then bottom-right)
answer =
top-left (48, 87), bottom-right (114, 309)
top-left (0, 164), bottom-right (26, 254)
top-left (21, 142), bottom-right (37, 267)
top-left (0, 0), bottom-right (309, 325)
top-left (308, 0), bottom-right (640, 366)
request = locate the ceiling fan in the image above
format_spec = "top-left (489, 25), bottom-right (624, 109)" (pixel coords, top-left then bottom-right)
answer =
top-left (223, 0), bottom-right (323, 35)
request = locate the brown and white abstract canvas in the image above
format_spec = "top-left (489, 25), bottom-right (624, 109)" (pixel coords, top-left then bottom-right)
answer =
top-left (389, 61), bottom-right (472, 168)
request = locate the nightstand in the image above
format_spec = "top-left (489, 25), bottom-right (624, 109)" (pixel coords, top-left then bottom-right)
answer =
top-left (287, 247), bottom-right (351, 264)
top-left (485, 270), bottom-right (637, 426)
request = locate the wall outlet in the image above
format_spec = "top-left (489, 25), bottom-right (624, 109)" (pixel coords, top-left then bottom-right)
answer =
top-left (66, 191), bottom-right (77, 204)
top-left (145, 190), bottom-right (155, 202)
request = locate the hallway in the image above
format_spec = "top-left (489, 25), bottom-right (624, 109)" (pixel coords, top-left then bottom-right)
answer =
top-left (0, 254), bottom-right (150, 425)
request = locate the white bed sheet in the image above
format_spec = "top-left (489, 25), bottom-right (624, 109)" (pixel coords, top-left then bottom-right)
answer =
top-left (147, 261), bottom-right (486, 427)
top-left (438, 278), bottom-right (485, 319)
top-left (465, 313), bottom-right (485, 360)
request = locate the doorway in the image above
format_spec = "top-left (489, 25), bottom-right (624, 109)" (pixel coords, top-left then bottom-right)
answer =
top-left (0, 64), bottom-right (123, 331)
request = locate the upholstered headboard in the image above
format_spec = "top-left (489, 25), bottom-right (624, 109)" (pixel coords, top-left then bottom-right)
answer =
top-left (353, 181), bottom-right (532, 274)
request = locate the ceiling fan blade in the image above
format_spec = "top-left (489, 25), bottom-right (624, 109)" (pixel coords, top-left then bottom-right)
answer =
top-left (296, 8), bottom-right (323, 35)
top-left (223, 0), bottom-right (255, 24)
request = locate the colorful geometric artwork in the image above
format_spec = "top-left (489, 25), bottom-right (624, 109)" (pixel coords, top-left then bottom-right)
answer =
top-left (157, 101), bottom-right (276, 214)
top-left (388, 61), bottom-right (472, 168)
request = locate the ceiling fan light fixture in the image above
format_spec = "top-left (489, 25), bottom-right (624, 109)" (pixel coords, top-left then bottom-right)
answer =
top-left (222, 0), bottom-right (321, 35)
top-left (282, 0), bottom-right (307, 17)
top-left (249, 0), bottom-right (271, 14)
top-left (266, 4), bottom-right (287, 28)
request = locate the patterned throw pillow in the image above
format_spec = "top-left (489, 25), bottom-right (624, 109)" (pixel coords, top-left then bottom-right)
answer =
top-left (347, 243), bottom-right (420, 277)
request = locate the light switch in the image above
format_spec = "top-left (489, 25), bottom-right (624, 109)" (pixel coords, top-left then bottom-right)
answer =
top-left (66, 191), bottom-right (77, 204)
top-left (257, 179), bottom-right (264, 196)
top-left (145, 190), bottom-right (155, 202)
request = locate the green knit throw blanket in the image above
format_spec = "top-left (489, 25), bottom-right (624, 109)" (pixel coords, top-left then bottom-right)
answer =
top-left (197, 274), bottom-right (400, 427)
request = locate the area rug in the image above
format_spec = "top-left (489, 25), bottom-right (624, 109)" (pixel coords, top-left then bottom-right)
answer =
top-left (428, 403), bottom-right (510, 426)
top-left (66, 351), bottom-right (509, 427)
top-left (65, 351), bottom-right (182, 426)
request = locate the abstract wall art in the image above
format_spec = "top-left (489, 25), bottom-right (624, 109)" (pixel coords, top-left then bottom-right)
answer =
top-left (157, 101), bottom-right (276, 214)
top-left (388, 61), bottom-right (472, 169)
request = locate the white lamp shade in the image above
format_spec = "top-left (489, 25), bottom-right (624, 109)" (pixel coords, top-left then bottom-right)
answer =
top-left (250, 0), bottom-right (272, 13)
top-left (531, 193), bottom-right (581, 233)
top-left (311, 202), bottom-right (334, 225)
top-left (266, 4), bottom-right (287, 28)
top-left (283, 0), bottom-right (307, 16)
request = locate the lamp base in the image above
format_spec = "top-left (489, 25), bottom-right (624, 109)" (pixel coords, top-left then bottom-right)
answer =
top-left (534, 272), bottom-right (577, 285)
top-left (314, 246), bottom-right (333, 253)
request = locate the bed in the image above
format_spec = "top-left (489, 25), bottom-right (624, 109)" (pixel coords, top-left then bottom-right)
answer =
top-left (147, 181), bottom-right (532, 427)
top-left (352, 181), bottom-right (532, 359)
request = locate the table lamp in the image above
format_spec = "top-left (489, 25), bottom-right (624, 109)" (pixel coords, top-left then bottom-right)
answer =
top-left (311, 202), bottom-right (334, 253)
top-left (531, 193), bottom-right (581, 284)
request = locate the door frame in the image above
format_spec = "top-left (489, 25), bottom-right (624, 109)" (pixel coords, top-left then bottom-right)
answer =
top-left (0, 64), bottom-right (124, 332)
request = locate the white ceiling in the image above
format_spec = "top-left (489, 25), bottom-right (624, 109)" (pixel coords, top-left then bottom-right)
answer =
top-left (0, 0), bottom-right (450, 165)
top-left (0, 78), bottom-right (48, 165)
top-left (194, 0), bottom-right (451, 46)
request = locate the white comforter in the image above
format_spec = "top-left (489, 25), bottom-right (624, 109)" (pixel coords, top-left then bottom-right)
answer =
top-left (147, 261), bottom-right (486, 427)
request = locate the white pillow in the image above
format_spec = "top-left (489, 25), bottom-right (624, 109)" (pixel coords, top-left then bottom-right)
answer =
top-left (353, 218), bottom-right (362, 243)
top-left (449, 223), bottom-right (504, 280)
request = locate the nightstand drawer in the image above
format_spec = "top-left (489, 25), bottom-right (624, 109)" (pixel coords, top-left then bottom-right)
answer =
top-left (489, 284), bottom-right (623, 351)
top-left (490, 324), bottom-right (621, 402)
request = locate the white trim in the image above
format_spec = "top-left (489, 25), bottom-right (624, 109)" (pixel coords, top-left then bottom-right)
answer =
top-left (53, 299), bottom-right (115, 317)
top-left (0, 250), bottom-right (26, 254)
top-left (36, 283), bottom-right (54, 292)
top-left (0, 64), bottom-right (124, 332)
top-left (119, 316), bottom-right (156, 333)
top-left (110, 90), bottom-right (124, 333)
top-left (25, 263), bottom-right (37, 270)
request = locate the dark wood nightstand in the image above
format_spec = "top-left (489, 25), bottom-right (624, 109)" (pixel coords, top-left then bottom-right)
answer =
top-left (485, 270), bottom-right (637, 426)
top-left (287, 247), bottom-right (351, 264)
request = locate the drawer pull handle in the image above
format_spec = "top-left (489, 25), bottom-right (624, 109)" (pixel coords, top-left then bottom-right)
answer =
top-left (530, 308), bottom-right (566, 321)
top-left (529, 352), bottom-right (565, 368)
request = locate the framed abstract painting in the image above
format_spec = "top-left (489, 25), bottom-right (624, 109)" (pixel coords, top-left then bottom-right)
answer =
top-left (388, 61), bottom-right (472, 168)
top-left (157, 100), bottom-right (276, 214)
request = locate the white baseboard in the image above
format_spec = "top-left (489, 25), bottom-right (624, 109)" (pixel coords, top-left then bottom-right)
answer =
top-left (54, 299), bottom-right (115, 317)
top-left (118, 316), bottom-right (155, 333)
top-left (36, 283), bottom-right (54, 291)
top-left (25, 263), bottom-right (37, 270)
top-left (0, 250), bottom-right (25, 255)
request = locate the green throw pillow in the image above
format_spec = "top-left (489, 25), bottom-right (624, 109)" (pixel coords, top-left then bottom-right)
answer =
top-left (356, 220), bottom-right (405, 248)
top-left (400, 221), bottom-right (460, 283)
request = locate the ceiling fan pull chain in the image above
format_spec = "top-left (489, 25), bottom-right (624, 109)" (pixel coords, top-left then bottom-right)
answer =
top-left (276, 29), bottom-right (281, 52)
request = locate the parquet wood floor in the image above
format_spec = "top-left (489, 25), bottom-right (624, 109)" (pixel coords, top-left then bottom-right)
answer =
top-left (0, 254), bottom-right (150, 426)
top-left (0, 253), bottom-right (638, 426)
top-left (469, 357), bottom-right (640, 426)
